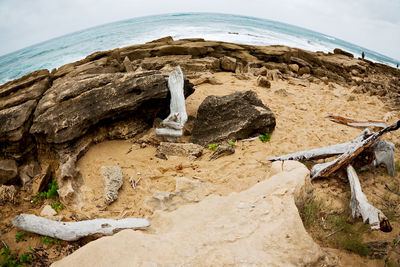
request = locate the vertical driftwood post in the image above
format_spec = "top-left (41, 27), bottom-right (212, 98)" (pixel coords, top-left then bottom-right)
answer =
top-left (347, 165), bottom-right (391, 231)
top-left (156, 66), bottom-right (187, 138)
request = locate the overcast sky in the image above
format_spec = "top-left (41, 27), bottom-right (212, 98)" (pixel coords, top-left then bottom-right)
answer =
top-left (1, 0), bottom-right (399, 60)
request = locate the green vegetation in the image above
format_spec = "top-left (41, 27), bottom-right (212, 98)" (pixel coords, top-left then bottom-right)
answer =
top-left (15, 232), bottom-right (26, 242)
top-left (0, 248), bottom-right (33, 267)
top-left (41, 237), bottom-right (59, 246)
top-left (51, 201), bottom-right (64, 213)
top-left (297, 195), bottom-right (371, 257)
top-left (229, 141), bottom-right (235, 147)
top-left (259, 132), bottom-right (271, 143)
top-left (208, 144), bottom-right (217, 151)
top-left (33, 178), bottom-right (60, 203)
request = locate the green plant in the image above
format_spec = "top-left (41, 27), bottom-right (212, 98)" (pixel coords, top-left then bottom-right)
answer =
top-left (51, 201), bottom-right (64, 213)
top-left (0, 248), bottom-right (32, 267)
top-left (229, 141), bottom-right (235, 147)
top-left (37, 178), bottom-right (59, 200)
top-left (259, 133), bottom-right (271, 143)
top-left (208, 144), bottom-right (217, 151)
top-left (297, 196), bottom-right (323, 228)
top-left (15, 232), bottom-right (26, 242)
top-left (41, 236), bottom-right (59, 246)
top-left (385, 256), bottom-right (394, 267)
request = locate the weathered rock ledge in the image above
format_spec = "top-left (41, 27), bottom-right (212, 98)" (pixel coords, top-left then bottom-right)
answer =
top-left (0, 36), bottom-right (399, 204)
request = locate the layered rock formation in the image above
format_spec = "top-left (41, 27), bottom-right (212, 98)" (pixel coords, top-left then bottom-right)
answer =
top-left (0, 36), bottom-right (399, 204)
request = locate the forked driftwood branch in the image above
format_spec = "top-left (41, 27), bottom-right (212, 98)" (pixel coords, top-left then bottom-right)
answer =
top-left (311, 120), bottom-right (399, 179)
top-left (156, 66), bottom-right (187, 138)
top-left (327, 115), bottom-right (387, 129)
top-left (13, 214), bottom-right (151, 241)
top-left (347, 165), bottom-right (392, 232)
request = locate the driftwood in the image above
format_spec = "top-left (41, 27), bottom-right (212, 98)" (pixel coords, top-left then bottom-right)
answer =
top-left (268, 129), bottom-right (371, 162)
top-left (13, 214), bottom-right (151, 241)
top-left (327, 115), bottom-right (387, 129)
top-left (156, 66), bottom-right (187, 138)
top-left (347, 165), bottom-right (392, 232)
top-left (311, 120), bottom-right (399, 179)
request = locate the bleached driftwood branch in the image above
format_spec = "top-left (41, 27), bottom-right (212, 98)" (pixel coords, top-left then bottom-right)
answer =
top-left (369, 139), bottom-right (396, 177)
top-left (156, 66), bottom-right (187, 138)
top-left (268, 129), bottom-right (371, 162)
top-left (347, 165), bottom-right (391, 232)
top-left (311, 120), bottom-right (399, 179)
top-left (327, 115), bottom-right (387, 129)
top-left (13, 214), bottom-right (151, 241)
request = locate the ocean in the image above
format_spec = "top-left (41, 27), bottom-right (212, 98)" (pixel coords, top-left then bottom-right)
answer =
top-left (1, 12), bottom-right (399, 85)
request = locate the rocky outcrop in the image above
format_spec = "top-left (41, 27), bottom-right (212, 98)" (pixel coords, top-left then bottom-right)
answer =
top-left (52, 161), bottom-right (334, 266)
top-left (191, 90), bottom-right (276, 146)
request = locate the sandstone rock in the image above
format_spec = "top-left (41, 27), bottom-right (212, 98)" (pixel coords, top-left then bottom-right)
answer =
top-left (101, 166), bottom-right (124, 205)
top-left (264, 62), bottom-right (288, 73)
top-left (333, 48), bottom-right (354, 58)
top-left (0, 185), bottom-right (16, 204)
top-left (298, 66), bottom-right (311, 76)
top-left (290, 57), bottom-right (312, 69)
top-left (191, 91), bottom-right (276, 146)
top-left (266, 69), bottom-right (282, 81)
top-left (19, 161), bottom-right (41, 188)
top-left (0, 159), bottom-right (18, 184)
top-left (254, 66), bottom-right (268, 76)
top-left (40, 205), bottom-right (57, 217)
top-left (289, 64), bottom-right (299, 73)
top-left (257, 76), bottom-right (271, 88)
top-left (220, 56), bottom-right (237, 72)
top-left (191, 73), bottom-right (222, 86)
top-left (30, 71), bottom-right (192, 144)
top-left (145, 177), bottom-right (214, 211)
top-left (147, 36), bottom-right (174, 43)
top-left (122, 56), bottom-right (134, 72)
top-left (274, 89), bottom-right (291, 97)
top-left (157, 142), bottom-right (203, 159)
top-left (53, 162), bottom-right (329, 266)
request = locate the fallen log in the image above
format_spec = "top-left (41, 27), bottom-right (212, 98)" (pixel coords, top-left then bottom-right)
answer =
top-left (347, 165), bottom-right (391, 232)
top-left (311, 120), bottom-right (399, 179)
top-left (268, 129), bottom-right (371, 162)
top-left (156, 66), bottom-right (187, 138)
top-left (13, 214), bottom-right (151, 241)
top-left (327, 115), bottom-right (387, 129)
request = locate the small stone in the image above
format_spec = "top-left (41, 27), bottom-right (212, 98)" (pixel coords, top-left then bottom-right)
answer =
top-left (257, 76), bottom-right (271, 88)
top-left (123, 56), bottom-right (134, 72)
top-left (220, 56), bottom-right (237, 72)
top-left (298, 66), bottom-right (311, 76)
top-left (289, 64), bottom-right (299, 73)
top-left (0, 185), bottom-right (17, 204)
top-left (40, 205), bottom-right (57, 217)
top-left (101, 166), bottom-right (124, 205)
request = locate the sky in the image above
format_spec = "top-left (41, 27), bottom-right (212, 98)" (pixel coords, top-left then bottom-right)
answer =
top-left (0, 0), bottom-right (399, 60)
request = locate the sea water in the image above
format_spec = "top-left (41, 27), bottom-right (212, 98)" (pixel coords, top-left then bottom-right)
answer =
top-left (1, 12), bottom-right (399, 85)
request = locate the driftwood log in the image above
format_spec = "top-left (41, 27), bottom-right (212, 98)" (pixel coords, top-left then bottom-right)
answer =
top-left (311, 120), bottom-right (399, 179)
top-left (13, 214), bottom-right (151, 241)
top-left (327, 115), bottom-right (387, 129)
top-left (156, 66), bottom-right (187, 138)
top-left (347, 165), bottom-right (391, 232)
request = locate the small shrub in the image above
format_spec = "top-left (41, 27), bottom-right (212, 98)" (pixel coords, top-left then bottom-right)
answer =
top-left (259, 133), bottom-right (271, 143)
top-left (297, 196), bottom-right (323, 228)
top-left (37, 178), bottom-right (59, 201)
top-left (0, 248), bottom-right (32, 266)
top-left (208, 144), bottom-right (217, 151)
top-left (51, 201), bottom-right (64, 213)
top-left (229, 141), bottom-right (235, 147)
top-left (15, 232), bottom-right (26, 242)
top-left (41, 236), bottom-right (59, 246)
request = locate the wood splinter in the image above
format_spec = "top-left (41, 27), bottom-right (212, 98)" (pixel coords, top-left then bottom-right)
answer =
top-left (347, 165), bottom-right (391, 232)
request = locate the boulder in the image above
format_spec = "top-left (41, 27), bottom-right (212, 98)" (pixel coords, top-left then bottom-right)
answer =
top-left (289, 64), bottom-right (299, 73)
top-left (333, 48), bottom-right (354, 58)
top-left (298, 66), bottom-right (311, 76)
top-left (0, 159), bottom-right (18, 184)
top-left (257, 76), bottom-right (271, 88)
top-left (157, 142), bottom-right (203, 159)
top-left (101, 166), bottom-right (124, 205)
top-left (266, 69), bottom-right (282, 81)
top-left (191, 90), bottom-right (276, 146)
top-left (122, 56), bottom-right (134, 72)
top-left (220, 56), bottom-right (237, 72)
